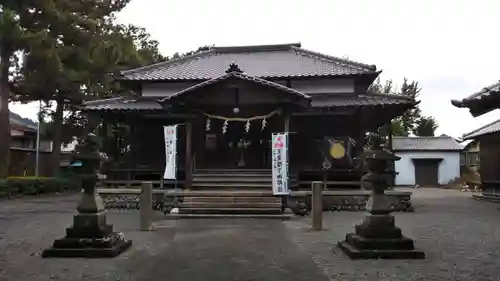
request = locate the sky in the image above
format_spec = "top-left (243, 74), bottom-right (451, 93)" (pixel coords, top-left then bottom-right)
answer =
top-left (10, 0), bottom-right (500, 138)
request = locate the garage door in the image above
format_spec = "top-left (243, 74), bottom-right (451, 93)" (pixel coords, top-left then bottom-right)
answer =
top-left (413, 159), bottom-right (440, 186)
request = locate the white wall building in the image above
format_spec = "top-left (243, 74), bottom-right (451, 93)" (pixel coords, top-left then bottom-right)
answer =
top-left (393, 136), bottom-right (463, 186)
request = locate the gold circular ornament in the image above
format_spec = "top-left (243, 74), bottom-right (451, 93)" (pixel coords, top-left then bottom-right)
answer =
top-left (330, 142), bottom-right (345, 159)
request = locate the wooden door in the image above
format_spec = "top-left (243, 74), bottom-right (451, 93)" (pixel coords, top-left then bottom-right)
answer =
top-left (413, 159), bottom-right (440, 186)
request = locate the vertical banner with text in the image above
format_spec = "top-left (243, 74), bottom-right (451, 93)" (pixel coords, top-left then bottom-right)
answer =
top-left (271, 132), bottom-right (289, 195)
top-left (163, 125), bottom-right (178, 179)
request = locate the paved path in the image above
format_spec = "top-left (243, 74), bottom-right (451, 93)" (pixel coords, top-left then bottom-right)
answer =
top-left (0, 195), bottom-right (328, 281)
top-left (130, 220), bottom-right (329, 281)
top-left (1, 188), bottom-right (499, 281)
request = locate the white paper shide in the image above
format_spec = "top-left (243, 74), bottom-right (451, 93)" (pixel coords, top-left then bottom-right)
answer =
top-left (163, 125), bottom-right (178, 179)
top-left (271, 133), bottom-right (289, 195)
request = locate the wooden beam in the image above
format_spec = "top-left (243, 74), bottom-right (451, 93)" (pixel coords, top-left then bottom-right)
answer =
top-left (142, 113), bottom-right (195, 119)
top-left (291, 109), bottom-right (355, 116)
top-left (185, 119), bottom-right (193, 189)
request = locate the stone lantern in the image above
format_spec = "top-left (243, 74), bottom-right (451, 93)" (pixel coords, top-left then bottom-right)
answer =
top-left (42, 133), bottom-right (132, 258)
top-left (337, 133), bottom-right (424, 259)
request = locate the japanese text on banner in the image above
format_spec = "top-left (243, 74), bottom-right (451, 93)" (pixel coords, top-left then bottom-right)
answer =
top-left (163, 125), bottom-right (177, 179)
top-left (271, 133), bottom-right (289, 195)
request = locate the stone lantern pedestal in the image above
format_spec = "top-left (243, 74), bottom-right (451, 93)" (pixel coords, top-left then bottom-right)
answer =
top-left (337, 134), bottom-right (424, 259)
top-left (42, 134), bottom-right (132, 258)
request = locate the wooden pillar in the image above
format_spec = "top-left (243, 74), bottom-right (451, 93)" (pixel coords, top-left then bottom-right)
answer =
top-left (185, 119), bottom-right (193, 189)
top-left (311, 181), bottom-right (323, 230)
top-left (387, 121), bottom-right (396, 187)
top-left (284, 114), bottom-right (290, 132)
top-left (284, 114), bottom-right (290, 171)
top-left (197, 114), bottom-right (205, 169)
top-left (387, 122), bottom-right (394, 150)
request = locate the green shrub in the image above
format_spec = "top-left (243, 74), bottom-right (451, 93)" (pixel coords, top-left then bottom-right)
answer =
top-left (0, 177), bottom-right (72, 197)
top-left (0, 179), bottom-right (10, 197)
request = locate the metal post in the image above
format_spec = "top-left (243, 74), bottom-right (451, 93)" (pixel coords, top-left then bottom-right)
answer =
top-left (311, 181), bottom-right (323, 230)
top-left (140, 182), bottom-right (153, 231)
top-left (35, 100), bottom-right (42, 177)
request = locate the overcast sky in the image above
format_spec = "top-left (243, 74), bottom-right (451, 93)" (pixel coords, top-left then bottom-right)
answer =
top-left (10, 0), bottom-right (500, 138)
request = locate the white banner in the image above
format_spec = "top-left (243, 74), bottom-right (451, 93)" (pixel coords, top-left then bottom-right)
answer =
top-left (271, 133), bottom-right (289, 195)
top-left (163, 125), bottom-right (178, 179)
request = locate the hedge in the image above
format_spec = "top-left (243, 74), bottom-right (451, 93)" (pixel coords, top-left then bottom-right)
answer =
top-left (0, 177), bottom-right (73, 198)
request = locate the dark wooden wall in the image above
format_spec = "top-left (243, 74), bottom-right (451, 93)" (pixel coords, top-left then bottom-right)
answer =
top-left (289, 114), bottom-right (363, 170)
top-left (122, 112), bottom-right (365, 172)
top-left (478, 133), bottom-right (500, 182)
top-left (134, 117), bottom-right (186, 170)
top-left (9, 149), bottom-right (72, 177)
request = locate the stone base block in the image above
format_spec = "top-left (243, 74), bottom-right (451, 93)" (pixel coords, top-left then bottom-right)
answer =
top-left (345, 233), bottom-right (415, 250)
top-left (42, 232), bottom-right (132, 258)
top-left (337, 240), bottom-right (425, 259)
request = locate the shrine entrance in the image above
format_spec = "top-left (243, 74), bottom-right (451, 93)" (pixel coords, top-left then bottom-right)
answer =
top-left (200, 112), bottom-right (283, 169)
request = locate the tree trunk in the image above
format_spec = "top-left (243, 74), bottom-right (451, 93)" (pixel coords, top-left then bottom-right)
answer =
top-left (0, 48), bottom-right (12, 178)
top-left (51, 96), bottom-right (64, 177)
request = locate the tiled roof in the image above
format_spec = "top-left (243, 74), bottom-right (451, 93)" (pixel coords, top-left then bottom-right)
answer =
top-left (311, 93), bottom-right (416, 108)
top-left (82, 93), bottom-right (415, 112)
top-left (454, 80), bottom-right (500, 104)
top-left (158, 70), bottom-right (311, 103)
top-left (451, 80), bottom-right (500, 116)
top-left (10, 112), bottom-right (37, 131)
top-left (81, 97), bottom-right (163, 112)
top-left (462, 119), bottom-right (500, 140)
top-left (392, 136), bottom-right (463, 151)
top-left (119, 43), bottom-right (378, 81)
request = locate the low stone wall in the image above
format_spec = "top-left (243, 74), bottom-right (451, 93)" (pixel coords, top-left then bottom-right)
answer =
top-left (96, 188), bottom-right (413, 212)
top-left (290, 190), bottom-right (413, 212)
top-left (97, 189), bottom-right (166, 211)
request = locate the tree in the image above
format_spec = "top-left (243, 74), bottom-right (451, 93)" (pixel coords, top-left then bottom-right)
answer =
top-left (398, 79), bottom-right (422, 134)
top-left (368, 77), bottom-right (438, 137)
top-left (413, 116), bottom-right (438, 136)
top-left (0, 3), bottom-right (31, 177)
top-left (170, 45), bottom-right (212, 59)
top-left (13, 0), bottom-right (133, 175)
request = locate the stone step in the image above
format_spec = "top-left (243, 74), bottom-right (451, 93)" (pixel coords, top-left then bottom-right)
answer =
top-left (191, 182), bottom-right (273, 188)
top-left (180, 202), bottom-right (283, 209)
top-left (179, 207), bottom-right (283, 215)
top-left (195, 169), bottom-right (272, 173)
top-left (193, 175), bottom-right (297, 180)
top-left (180, 190), bottom-right (276, 197)
top-left (164, 213), bottom-right (292, 220)
top-left (193, 176), bottom-right (273, 183)
top-left (193, 173), bottom-right (273, 178)
top-left (183, 196), bottom-right (281, 203)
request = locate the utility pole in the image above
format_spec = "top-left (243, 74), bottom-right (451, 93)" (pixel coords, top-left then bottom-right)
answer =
top-left (35, 101), bottom-right (41, 177)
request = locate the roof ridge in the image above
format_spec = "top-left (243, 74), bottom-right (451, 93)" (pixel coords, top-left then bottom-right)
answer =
top-left (462, 118), bottom-right (500, 138)
top-left (83, 96), bottom-right (123, 105)
top-left (465, 80), bottom-right (500, 101)
top-left (232, 72), bottom-right (311, 99)
top-left (120, 49), bottom-right (215, 76)
top-left (291, 46), bottom-right (377, 71)
top-left (158, 71), bottom-right (311, 103)
top-left (212, 43), bottom-right (301, 53)
top-left (362, 93), bottom-right (414, 100)
top-left (392, 136), bottom-right (452, 139)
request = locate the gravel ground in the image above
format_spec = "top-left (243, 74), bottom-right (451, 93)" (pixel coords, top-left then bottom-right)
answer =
top-left (284, 188), bottom-right (500, 281)
top-left (0, 194), bottom-right (327, 281)
top-left (1, 188), bottom-right (498, 281)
